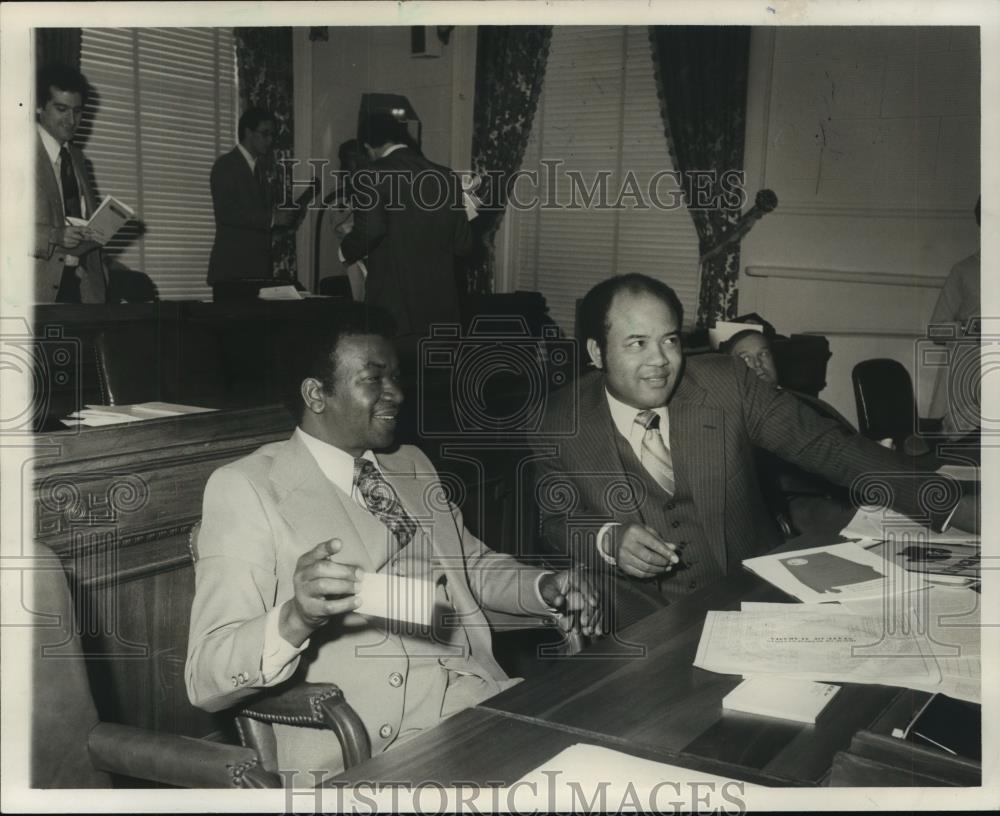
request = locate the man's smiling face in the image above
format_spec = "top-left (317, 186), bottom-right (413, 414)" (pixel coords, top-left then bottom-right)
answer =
top-left (588, 289), bottom-right (684, 410)
top-left (311, 334), bottom-right (404, 456)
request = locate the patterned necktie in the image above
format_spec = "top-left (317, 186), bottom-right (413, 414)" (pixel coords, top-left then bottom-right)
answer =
top-left (59, 146), bottom-right (82, 218)
top-left (635, 410), bottom-right (675, 496)
top-left (354, 458), bottom-right (418, 549)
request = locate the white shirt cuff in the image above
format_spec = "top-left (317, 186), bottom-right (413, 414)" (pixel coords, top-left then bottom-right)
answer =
top-left (338, 247), bottom-right (346, 264)
top-left (260, 603), bottom-right (309, 685)
top-left (596, 522), bottom-right (620, 566)
top-left (534, 571), bottom-right (557, 612)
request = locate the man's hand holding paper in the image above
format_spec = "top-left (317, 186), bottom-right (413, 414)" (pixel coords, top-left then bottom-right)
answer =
top-left (279, 537), bottom-right (363, 646)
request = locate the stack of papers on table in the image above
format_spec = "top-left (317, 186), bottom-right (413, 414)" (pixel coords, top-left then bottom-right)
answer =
top-left (63, 402), bottom-right (216, 427)
top-left (722, 677), bottom-right (839, 723)
top-left (695, 584), bottom-right (980, 704)
top-left (840, 506), bottom-right (977, 546)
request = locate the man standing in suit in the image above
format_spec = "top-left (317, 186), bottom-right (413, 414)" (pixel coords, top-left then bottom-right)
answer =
top-left (186, 304), bottom-right (601, 775)
top-left (207, 108), bottom-right (298, 299)
top-left (340, 114), bottom-right (474, 357)
top-left (533, 274), bottom-right (978, 629)
top-left (33, 64), bottom-right (106, 304)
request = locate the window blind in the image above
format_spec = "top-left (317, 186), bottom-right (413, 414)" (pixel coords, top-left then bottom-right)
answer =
top-left (511, 26), bottom-right (700, 336)
top-left (78, 28), bottom-right (237, 300)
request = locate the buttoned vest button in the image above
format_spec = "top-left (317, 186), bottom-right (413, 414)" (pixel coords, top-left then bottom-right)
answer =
top-left (388, 672), bottom-right (404, 688)
top-left (379, 723), bottom-right (394, 739)
top-left (671, 520), bottom-right (680, 528)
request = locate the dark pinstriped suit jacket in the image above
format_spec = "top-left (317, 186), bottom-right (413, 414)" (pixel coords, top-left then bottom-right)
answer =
top-left (533, 354), bottom-right (931, 586)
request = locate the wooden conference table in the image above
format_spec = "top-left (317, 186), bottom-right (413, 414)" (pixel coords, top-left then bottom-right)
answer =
top-left (331, 534), bottom-right (980, 788)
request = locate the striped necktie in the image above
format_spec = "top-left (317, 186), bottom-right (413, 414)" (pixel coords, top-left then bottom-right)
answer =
top-left (634, 410), bottom-right (675, 496)
top-left (354, 458), bottom-right (418, 549)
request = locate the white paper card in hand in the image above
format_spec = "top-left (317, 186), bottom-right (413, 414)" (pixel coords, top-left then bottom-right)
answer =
top-left (356, 573), bottom-right (433, 627)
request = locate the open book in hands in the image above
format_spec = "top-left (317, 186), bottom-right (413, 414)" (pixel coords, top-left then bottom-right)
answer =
top-left (65, 194), bottom-right (136, 254)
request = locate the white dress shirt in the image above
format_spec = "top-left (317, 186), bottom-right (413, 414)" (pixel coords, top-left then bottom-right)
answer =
top-left (236, 142), bottom-right (257, 173)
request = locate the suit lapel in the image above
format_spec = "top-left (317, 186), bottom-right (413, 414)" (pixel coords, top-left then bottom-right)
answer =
top-left (668, 370), bottom-right (728, 572)
top-left (577, 375), bottom-right (646, 527)
top-left (36, 134), bottom-right (63, 220)
top-left (269, 434), bottom-right (379, 572)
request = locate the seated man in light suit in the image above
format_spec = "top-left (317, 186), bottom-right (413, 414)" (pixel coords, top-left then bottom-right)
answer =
top-left (532, 274), bottom-right (978, 630)
top-left (186, 304), bottom-right (601, 776)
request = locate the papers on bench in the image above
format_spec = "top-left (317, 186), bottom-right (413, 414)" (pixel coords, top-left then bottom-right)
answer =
top-left (62, 402), bottom-right (216, 427)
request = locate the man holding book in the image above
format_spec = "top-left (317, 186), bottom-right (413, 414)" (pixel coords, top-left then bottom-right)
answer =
top-left (33, 64), bottom-right (107, 304)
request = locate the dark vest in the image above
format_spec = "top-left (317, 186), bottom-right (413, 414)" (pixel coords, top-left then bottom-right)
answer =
top-left (603, 434), bottom-right (733, 629)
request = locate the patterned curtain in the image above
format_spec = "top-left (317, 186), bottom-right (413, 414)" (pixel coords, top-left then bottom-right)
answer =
top-left (36, 28), bottom-right (82, 70)
top-left (648, 26), bottom-right (751, 327)
top-left (467, 26), bottom-right (552, 294)
top-left (234, 27), bottom-right (297, 281)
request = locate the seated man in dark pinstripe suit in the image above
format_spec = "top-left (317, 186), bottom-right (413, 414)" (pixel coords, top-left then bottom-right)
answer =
top-left (532, 274), bottom-right (977, 629)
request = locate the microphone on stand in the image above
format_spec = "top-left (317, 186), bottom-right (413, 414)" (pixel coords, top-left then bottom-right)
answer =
top-left (700, 189), bottom-right (778, 264)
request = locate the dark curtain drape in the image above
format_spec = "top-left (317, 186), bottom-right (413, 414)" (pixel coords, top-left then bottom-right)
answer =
top-left (649, 26), bottom-right (751, 327)
top-left (36, 28), bottom-right (82, 70)
top-left (234, 27), bottom-right (297, 281)
top-left (466, 26), bottom-right (552, 294)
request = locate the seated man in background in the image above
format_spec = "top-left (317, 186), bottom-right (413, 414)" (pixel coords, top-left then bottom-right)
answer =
top-left (532, 274), bottom-right (977, 631)
top-left (720, 328), bottom-right (855, 536)
top-left (186, 305), bottom-right (601, 777)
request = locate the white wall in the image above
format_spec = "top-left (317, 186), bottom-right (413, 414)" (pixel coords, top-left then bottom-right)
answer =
top-left (740, 26), bottom-right (980, 423)
top-left (292, 26), bottom-right (477, 290)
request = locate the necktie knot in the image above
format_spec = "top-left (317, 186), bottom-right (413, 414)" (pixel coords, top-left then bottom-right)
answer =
top-left (635, 409), bottom-right (660, 431)
top-left (633, 410), bottom-right (674, 496)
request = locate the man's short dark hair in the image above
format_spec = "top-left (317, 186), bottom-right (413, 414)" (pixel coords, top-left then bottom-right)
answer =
top-left (578, 274), bottom-right (684, 357)
top-left (358, 113), bottom-right (409, 149)
top-left (37, 64), bottom-right (90, 107)
top-left (238, 108), bottom-right (275, 142)
top-left (719, 328), bottom-right (770, 356)
top-left (284, 303), bottom-right (398, 420)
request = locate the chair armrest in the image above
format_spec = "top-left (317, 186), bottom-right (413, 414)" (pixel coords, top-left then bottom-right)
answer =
top-left (238, 682), bottom-right (371, 769)
top-left (88, 722), bottom-right (279, 788)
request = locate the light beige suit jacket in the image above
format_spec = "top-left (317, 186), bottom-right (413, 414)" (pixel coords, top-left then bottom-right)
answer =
top-left (33, 133), bottom-right (107, 303)
top-left (185, 432), bottom-right (550, 774)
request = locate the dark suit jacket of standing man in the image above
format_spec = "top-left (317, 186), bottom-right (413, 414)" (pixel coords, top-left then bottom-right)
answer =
top-left (207, 146), bottom-right (273, 283)
top-left (33, 132), bottom-right (107, 303)
top-left (533, 355), bottom-right (938, 627)
top-left (339, 146), bottom-right (474, 339)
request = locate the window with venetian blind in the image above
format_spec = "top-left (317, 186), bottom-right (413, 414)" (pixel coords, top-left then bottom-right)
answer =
top-left (78, 27), bottom-right (237, 300)
top-left (508, 26), bottom-right (700, 335)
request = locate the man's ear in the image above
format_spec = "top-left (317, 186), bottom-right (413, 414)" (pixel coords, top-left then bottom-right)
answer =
top-left (586, 339), bottom-right (603, 370)
top-left (301, 378), bottom-right (326, 414)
